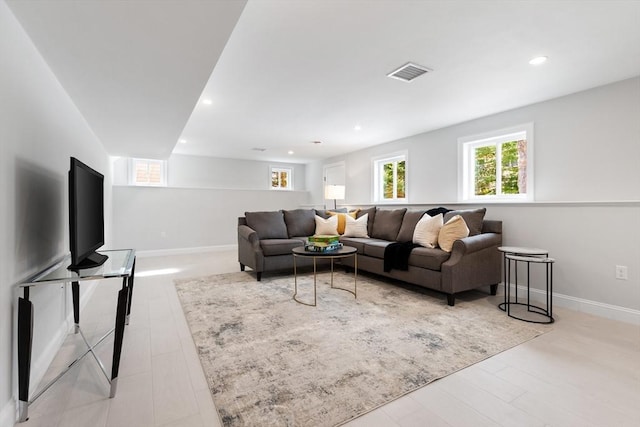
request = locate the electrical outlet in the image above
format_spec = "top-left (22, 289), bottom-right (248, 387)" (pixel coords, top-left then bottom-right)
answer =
top-left (615, 265), bottom-right (628, 280)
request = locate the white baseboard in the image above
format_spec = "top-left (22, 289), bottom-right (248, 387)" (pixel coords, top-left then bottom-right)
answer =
top-left (1, 398), bottom-right (16, 427)
top-left (504, 283), bottom-right (640, 325)
top-left (135, 244), bottom-right (237, 258)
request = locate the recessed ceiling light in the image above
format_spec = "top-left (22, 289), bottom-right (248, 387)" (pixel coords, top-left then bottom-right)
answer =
top-left (179, 139), bottom-right (187, 144)
top-left (288, 150), bottom-right (294, 155)
top-left (354, 125), bottom-right (362, 131)
top-left (529, 56), bottom-right (548, 65)
top-left (202, 99), bottom-right (213, 105)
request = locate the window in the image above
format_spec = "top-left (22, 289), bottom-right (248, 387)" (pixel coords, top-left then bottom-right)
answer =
top-left (373, 152), bottom-right (407, 203)
top-left (270, 167), bottom-right (292, 190)
top-left (128, 158), bottom-right (167, 186)
top-left (458, 123), bottom-right (534, 201)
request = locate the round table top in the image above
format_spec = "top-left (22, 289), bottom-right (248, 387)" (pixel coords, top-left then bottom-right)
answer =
top-left (506, 254), bottom-right (555, 263)
top-left (292, 245), bottom-right (357, 257)
top-left (498, 246), bottom-right (548, 255)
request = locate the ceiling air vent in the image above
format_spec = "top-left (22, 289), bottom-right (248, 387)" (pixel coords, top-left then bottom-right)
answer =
top-left (251, 147), bottom-right (267, 152)
top-left (387, 62), bottom-right (432, 82)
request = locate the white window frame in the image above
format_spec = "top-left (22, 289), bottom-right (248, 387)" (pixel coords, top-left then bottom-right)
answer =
top-left (128, 158), bottom-right (167, 187)
top-left (372, 151), bottom-right (408, 204)
top-left (458, 123), bottom-right (534, 202)
top-left (270, 166), bottom-right (293, 191)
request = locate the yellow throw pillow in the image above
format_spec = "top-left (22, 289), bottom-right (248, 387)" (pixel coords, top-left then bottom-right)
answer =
top-left (328, 210), bottom-right (359, 234)
top-left (437, 215), bottom-right (469, 252)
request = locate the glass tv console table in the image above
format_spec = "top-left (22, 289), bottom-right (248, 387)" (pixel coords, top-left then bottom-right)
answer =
top-left (16, 249), bottom-right (136, 422)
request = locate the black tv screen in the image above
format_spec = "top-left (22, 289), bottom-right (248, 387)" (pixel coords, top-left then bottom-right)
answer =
top-left (68, 157), bottom-right (108, 270)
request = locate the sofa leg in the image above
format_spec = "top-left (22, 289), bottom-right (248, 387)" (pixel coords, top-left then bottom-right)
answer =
top-left (239, 263), bottom-right (245, 272)
top-left (490, 284), bottom-right (498, 295)
top-left (447, 294), bottom-right (455, 306)
top-left (256, 272), bottom-right (262, 282)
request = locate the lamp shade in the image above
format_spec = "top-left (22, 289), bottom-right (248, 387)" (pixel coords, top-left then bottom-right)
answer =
top-left (325, 185), bottom-right (345, 200)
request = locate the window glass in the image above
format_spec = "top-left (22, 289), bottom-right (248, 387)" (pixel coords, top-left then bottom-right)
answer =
top-left (129, 158), bottom-right (167, 186)
top-left (459, 124), bottom-right (533, 201)
top-left (373, 153), bottom-right (407, 203)
top-left (270, 167), bottom-right (292, 190)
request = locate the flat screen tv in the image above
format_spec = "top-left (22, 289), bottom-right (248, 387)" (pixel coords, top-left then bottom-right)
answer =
top-left (68, 157), bottom-right (108, 270)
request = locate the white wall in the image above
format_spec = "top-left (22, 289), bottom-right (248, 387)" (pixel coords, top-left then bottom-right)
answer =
top-left (0, 2), bottom-right (111, 425)
top-left (309, 77), bottom-right (640, 316)
top-left (113, 154), bottom-right (307, 191)
top-left (111, 154), bottom-right (309, 251)
top-left (112, 187), bottom-right (308, 251)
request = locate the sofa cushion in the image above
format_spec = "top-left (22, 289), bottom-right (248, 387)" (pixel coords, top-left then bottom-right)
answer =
top-left (314, 215), bottom-right (339, 235)
top-left (357, 207), bottom-right (376, 237)
top-left (363, 240), bottom-right (393, 258)
top-left (396, 210), bottom-right (427, 242)
top-left (283, 209), bottom-right (316, 238)
top-left (371, 208), bottom-right (407, 241)
top-left (260, 239), bottom-right (304, 256)
top-left (413, 213), bottom-right (443, 248)
top-left (408, 247), bottom-right (451, 271)
top-left (438, 215), bottom-right (470, 252)
top-left (245, 211), bottom-right (288, 239)
top-left (339, 236), bottom-right (375, 253)
top-left (443, 208), bottom-right (486, 236)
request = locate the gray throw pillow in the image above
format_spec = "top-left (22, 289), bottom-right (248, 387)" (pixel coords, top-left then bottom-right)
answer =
top-left (315, 208), bottom-right (347, 219)
top-left (245, 211), bottom-right (288, 239)
top-left (396, 210), bottom-right (427, 242)
top-left (443, 208), bottom-right (486, 236)
top-left (357, 207), bottom-right (377, 237)
top-left (371, 208), bottom-right (407, 241)
top-left (283, 209), bottom-right (316, 237)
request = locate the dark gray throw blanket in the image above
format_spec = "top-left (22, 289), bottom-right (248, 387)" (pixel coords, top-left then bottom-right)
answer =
top-left (384, 242), bottom-right (420, 272)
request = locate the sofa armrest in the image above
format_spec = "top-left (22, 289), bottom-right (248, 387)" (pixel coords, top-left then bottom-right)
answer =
top-left (238, 224), bottom-right (264, 273)
top-left (449, 232), bottom-right (502, 258)
top-left (441, 232), bottom-right (502, 295)
top-left (238, 224), bottom-right (260, 248)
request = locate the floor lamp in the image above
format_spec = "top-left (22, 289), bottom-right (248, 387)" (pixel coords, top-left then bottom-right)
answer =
top-left (325, 185), bottom-right (345, 210)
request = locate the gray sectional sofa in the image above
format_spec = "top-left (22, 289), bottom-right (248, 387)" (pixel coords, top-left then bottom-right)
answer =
top-left (237, 207), bottom-right (502, 306)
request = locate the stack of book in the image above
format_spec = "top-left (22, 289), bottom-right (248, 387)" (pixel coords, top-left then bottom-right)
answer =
top-left (305, 235), bottom-right (342, 252)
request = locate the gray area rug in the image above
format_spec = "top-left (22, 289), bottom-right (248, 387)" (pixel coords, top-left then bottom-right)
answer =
top-left (175, 270), bottom-right (547, 426)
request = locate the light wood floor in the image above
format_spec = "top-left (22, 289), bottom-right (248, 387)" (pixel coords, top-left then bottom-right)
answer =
top-left (19, 251), bottom-right (640, 427)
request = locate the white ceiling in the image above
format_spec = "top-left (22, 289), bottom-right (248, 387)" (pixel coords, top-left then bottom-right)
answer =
top-left (8, 0), bottom-right (640, 164)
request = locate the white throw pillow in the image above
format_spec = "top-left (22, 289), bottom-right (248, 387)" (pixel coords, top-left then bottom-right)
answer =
top-left (438, 215), bottom-right (470, 252)
top-left (314, 215), bottom-right (339, 235)
top-left (412, 213), bottom-right (443, 248)
top-left (343, 214), bottom-right (369, 238)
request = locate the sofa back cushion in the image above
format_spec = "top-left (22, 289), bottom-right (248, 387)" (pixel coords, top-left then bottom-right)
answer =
top-left (356, 207), bottom-right (376, 237)
top-left (371, 208), bottom-right (407, 241)
top-left (396, 210), bottom-right (427, 242)
top-left (443, 208), bottom-right (486, 236)
top-left (315, 208), bottom-right (347, 219)
top-left (283, 209), bottom-right (316, 237)
top-left (245, 211), bottom-right (288, 239)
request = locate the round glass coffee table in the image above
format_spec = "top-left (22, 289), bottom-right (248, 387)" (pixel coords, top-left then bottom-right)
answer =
top-left (292, 246), bottom-right (357, 307)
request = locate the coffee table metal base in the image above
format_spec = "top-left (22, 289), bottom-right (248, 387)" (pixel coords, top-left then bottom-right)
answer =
top-left (292, 247), bottom-right (357, 307)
